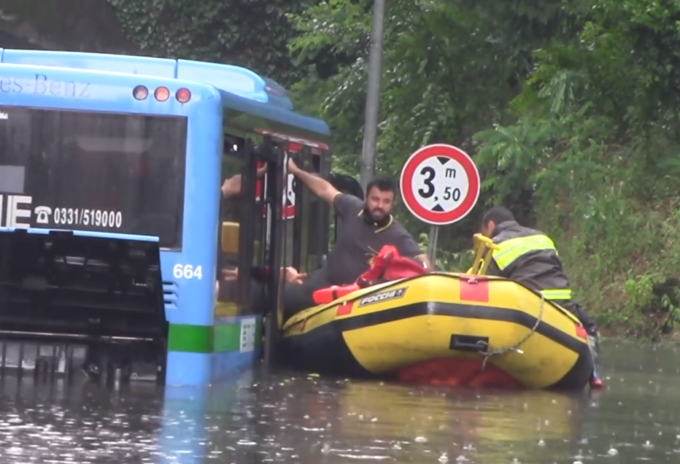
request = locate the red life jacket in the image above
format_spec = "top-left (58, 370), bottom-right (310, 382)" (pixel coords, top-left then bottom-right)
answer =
top-left (312, 245), bottom-right (428, 305)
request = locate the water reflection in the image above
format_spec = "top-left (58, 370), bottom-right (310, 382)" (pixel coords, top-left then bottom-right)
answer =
top-left (1, 341), bottom-right (680, 463)
top-left (0, 375), bottom-right (165, 463)
top-left (249, 375), bottom-right (590, 463)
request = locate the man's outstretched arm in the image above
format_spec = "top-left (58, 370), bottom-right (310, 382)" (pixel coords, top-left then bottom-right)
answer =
top-left (221, 164), bottom-right (268, 199)
top-left (287, 159), bottom-right (341, 207)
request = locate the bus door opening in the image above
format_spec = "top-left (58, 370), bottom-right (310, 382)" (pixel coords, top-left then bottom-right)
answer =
top-left (299, 147), bottom-right (329, 273)
top-left (258, 139), bottom-right (290, 365)
top-left (216, 137), bottom-right (259, 313)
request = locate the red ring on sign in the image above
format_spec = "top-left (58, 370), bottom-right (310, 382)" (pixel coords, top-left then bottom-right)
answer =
top-left (399, 144), bottom-right (480, 225)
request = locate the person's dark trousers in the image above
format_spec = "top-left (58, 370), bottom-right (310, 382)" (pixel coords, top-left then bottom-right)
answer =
top-left (558, 300), bottom-right (604, 389)
top-left (282, 270), bottom-right (333, 321)
top-left (237, 267), bottom-right (332, 321)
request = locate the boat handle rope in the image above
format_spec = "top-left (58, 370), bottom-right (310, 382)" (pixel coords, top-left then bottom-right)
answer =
top-left (479, 293), bottom-right (546, 371)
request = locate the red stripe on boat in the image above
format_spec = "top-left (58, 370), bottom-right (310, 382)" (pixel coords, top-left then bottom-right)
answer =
top-left (396, 358), bottom-right (523, 389)
top-left (575, 324), bottom-right (588, 340)
top-left (460, 279), bottom-right (489, 303)
top-left (336, 302), bottom-right (353, 316)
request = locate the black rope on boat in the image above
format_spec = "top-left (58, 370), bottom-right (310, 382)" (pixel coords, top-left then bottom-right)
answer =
top-left (479, 294), bottom-right (546, 371)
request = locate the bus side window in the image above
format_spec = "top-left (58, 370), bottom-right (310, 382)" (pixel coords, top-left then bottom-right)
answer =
top-left (214, 150), bottom-right (244, 317)
top-left (285, 146), bottom-right (327, 275)
top-left (306, 150), bottom-right (330, 271)
top-left (295, 149), bottom-right (316, 273)
top-left (283, 156), bottom-right (297, 271)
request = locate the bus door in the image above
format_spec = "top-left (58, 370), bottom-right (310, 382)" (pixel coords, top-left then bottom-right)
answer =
top-left (251, 138), bottom-right (320, 366)
top-left (304, 147), bottom-right (332, 272)
top-left (214, 136), bottom-right (288, 365)
top-left (215, 137), bottom-right (264, 317)
top-left (258, 138), bottom-right (288, 365)
top-left (289, 146), bottom-right (305, 272)
top-left (261, 143), bottom-right (327, 313)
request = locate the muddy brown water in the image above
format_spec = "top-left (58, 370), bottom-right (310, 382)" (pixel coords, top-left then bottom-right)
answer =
top-left (0, 339), bottom-right (678, 463)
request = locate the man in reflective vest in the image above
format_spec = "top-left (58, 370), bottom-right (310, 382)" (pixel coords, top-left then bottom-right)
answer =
top-left (480, 206), bottom-right (604, 389)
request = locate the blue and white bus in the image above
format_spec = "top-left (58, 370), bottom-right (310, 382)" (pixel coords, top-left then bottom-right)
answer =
top-left (0, 48), bottom-right (350, 386)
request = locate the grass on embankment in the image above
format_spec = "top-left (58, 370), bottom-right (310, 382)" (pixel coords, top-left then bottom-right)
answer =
top-left (545, 197), bottom-right (680, 341)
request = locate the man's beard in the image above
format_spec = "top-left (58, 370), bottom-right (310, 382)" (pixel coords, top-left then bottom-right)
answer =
top-left (363, 207), bottom-right (391, 227)
top-left (369, 208), bottom-right (386, 220)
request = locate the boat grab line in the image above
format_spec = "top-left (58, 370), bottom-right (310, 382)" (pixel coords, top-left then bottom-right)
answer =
top-left (479, 294), bottom-right (546, 370)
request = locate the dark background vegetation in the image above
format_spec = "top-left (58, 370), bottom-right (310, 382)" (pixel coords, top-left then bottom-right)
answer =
top-left (2, 0), bottom-right (680, 338)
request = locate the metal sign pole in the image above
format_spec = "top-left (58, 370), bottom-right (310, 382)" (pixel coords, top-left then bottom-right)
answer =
top-left (359, 0), bottom-right (386, 190)
top-left (427, 225), bottom-right (439, 268)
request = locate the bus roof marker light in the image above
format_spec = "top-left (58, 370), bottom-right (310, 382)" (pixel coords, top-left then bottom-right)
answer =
top-left (176, 88), bottom-right (191, 103)
top-left (154, 86), bottom-right (170, 102)
top-left (133, 85), bottom-right (148, 100)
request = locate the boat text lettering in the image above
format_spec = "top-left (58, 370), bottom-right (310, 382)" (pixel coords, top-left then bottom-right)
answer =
top-left (358, 287), bottom-right (407, 307)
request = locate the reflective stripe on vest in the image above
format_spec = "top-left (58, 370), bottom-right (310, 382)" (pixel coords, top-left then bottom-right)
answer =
top-left (540, 288), bottom-right (573, 300)
top-left (492, 234), bottom-right (557, 270)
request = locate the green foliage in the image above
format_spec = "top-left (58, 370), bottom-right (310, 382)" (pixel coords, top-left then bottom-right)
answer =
top-left (0, 0), bottom-right (137, 52)
top-left (107, 0), bottom-right (314, 85)
top-left (417, 232), bottom-right (475, 272)
top-left (287, 0), bottom-right (568, 246)
top-left (102, 0), bottom-right (680, 338)
top-left (471, 0), bottom-right (680, 337)
top-left (290, 0), bottom-right (680, 338)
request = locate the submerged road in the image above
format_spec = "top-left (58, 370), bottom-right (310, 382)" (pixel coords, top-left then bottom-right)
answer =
top-left (0, 340), bottom-right (678, 463)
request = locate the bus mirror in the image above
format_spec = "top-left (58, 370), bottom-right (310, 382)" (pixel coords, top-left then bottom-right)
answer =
top-left (221, 221), bottom-right (240, 254)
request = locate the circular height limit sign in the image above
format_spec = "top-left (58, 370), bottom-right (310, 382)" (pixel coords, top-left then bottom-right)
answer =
top-left (400, 144), bottom-right (481, 225)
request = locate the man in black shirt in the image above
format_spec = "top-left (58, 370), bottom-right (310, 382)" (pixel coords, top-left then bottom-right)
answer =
top-left (283, 159), bottom-right (428, 318)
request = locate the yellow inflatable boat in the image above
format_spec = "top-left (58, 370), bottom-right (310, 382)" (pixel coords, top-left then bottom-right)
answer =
top-left (280, 235), bottom-right (594, 390)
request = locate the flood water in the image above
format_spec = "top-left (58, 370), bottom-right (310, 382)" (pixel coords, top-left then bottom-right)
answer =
top-left (0, 340), bottom-right (679, 463)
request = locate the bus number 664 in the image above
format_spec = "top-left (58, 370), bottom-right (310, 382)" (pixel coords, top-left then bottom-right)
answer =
top-left (173, 264), bottom-right (204, 280)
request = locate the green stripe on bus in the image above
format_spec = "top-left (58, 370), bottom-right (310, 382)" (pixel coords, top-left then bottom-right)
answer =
top-left (168, 324), bottom-right (213, 353)
top-left (167, 320), bottom-right (262, 353)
